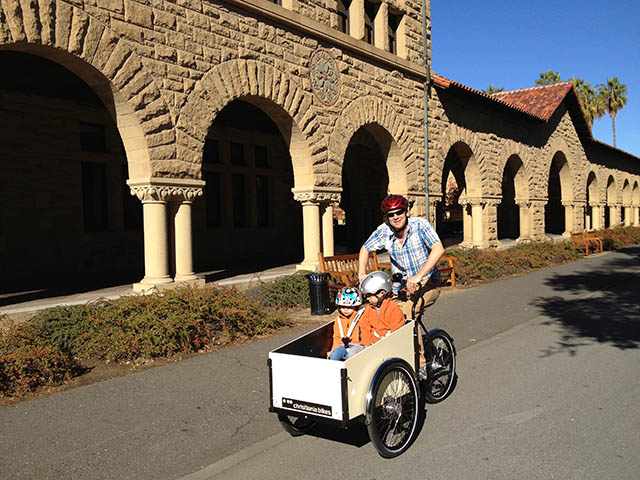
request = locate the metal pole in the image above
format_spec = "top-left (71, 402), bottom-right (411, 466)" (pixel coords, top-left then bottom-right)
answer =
top-left (421, 0), bottom-right (430, 221)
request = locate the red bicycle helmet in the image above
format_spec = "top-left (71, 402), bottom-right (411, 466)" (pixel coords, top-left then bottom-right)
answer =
top-left (381, 194), bottom-right (409, 213)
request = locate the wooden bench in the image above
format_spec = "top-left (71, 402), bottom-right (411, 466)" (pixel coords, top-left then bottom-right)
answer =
top-left (317, 252), bottom-right (458, 292)
top-left (317, 252), bottom-right (380, 295)
top-left (570, 231), bottom-right (603, 255)
top-left (437, 256), bottom-right (457, 287)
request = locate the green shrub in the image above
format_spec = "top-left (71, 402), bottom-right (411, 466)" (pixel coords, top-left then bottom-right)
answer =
top-left (30, 285), bottom-right (290, 364)
top-left (1, 321), bottom-right (80, 397)
top-left (245, 272), bottom-right (311, 309)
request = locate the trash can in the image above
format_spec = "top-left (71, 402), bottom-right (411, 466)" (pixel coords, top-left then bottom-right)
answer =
top-left (307, 273), bottom-right (330, 315)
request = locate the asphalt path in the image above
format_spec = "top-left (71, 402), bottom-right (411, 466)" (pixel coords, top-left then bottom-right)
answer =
top-left (1, 247), bottom-right (639, 479)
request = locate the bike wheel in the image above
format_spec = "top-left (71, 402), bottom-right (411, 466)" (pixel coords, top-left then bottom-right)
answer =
top-left (423, 330), bottom-right (457, 404)
top-left (367, 362), bottom-right (419, 458)
top-left (277, 413), bottom-right (317, 437)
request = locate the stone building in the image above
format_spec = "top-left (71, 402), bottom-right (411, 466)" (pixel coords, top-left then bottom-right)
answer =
top-left (0, 0), bottom-right (638, 293)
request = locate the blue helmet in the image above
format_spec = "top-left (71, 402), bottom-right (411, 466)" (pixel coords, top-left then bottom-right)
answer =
top-left (335, 287), bottom-right (362, 307)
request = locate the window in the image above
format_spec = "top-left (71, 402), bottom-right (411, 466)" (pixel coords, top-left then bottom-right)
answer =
top-left (232, 174), bottom-right (246, 227)
top-left (337, 0), bottom-right (351, 34)
top-left (256, 176), bottom-right (269, 226)
top-left (80, 122), bottom-right (107, 153)
top-left (203, 139), bottom-right (220, 164)
top-left (388, 11), bottom-right (401, 54)
top-left (255, 145), bottom-right (269, 168)
top-left (204, 171), bottom-right (221, 228)
top-left (364, 1), bottom-right (378, 46)
top-left (122, 166), bottom-right (142, 230)
top-left (82, 162), bottom-right (108, 232)
top-left (231, 142), bottom-right (245, 165)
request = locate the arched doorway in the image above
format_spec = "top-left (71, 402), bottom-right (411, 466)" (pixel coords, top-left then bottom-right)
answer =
top-left (622, 180), bottom-right (631, 225)
top-left (498, 155), bottom-right (527, 241)
top-left (585, 172), bottom-right (598, 230)
top-left (339, 126), bottom-right (389, 253)
top-left (0, 50), bottom-right (143, 294)
top-left (605, 175), bottom-right (616, 228)
top-left (193, 99), bottom-right (302, 273)
top-left (438, 148), bottom-right (465, 246)
top-left (545, 152), bottom-right (571, 235)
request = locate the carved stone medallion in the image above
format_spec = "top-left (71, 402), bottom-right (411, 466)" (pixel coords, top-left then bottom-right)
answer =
top-left (310, 48), bottom-right (340, 106)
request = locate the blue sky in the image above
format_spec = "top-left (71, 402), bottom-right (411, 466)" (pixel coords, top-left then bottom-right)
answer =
top-left (431, 0), bottom-right (640, 157)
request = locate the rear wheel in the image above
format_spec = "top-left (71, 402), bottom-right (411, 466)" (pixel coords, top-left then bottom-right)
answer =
top-left (277, 413), bottom-right (316, 437)
top-left (422, 330), bottom-right (457, 403)
top-left (367, 362), bottom-right (419, 458)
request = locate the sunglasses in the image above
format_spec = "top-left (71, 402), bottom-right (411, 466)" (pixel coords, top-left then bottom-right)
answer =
top-left (386, 208), bottom-right (407, 218)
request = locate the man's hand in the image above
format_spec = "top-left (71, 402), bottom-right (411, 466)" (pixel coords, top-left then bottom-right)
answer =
top-left (406, 275), bottom-right (422, 294)
top-left (358, 245), bottom-right (370, 282)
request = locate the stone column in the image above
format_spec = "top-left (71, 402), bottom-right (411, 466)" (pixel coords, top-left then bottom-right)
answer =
top-left (591, 204), bottom-right (602, 230)
top-left (130, 180), bottom-right (204, 292)
top-left (610, 205), bottom-right (619, 227)
top-left (131, 189), bottom-right (172, 292)
top-left (528, 199), bottom-right (547, 241)
top-left (459, 201), bottom-right (473, 248)
top-left (293, 187), bottom-right (341, 271)
top-left (635, 206), bottom-right (640, 226)
top-left (624, 205), bottom-right (632, 226)
top-left (516, 201), bottom-right (531, 242)
top-left (470, 199), bottom-right (484, 247)
top-left (562, 202), bottom-right (574, 236)
top-left (172, 193), bottom-right (203, 285)
top-left (321, 203), bottom-right (335, 256)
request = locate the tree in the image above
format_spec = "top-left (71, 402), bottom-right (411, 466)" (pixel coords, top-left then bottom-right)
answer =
top-left (598, 77), bottom-right (628, 147)
top-left (535, 70), bottom-right (562, 86)
top-left (484, 85), bottom-right (504, 94)
top-left (569, 78), bottom-right (606, 129)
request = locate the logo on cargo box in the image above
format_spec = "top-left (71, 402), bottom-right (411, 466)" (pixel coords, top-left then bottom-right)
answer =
top-left (282, 397), bottom-right (333, 417)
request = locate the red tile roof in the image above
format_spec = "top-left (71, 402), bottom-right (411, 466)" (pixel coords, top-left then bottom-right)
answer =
top-left (431, 72), bottom-right (640, 162)
top-left (490, 82), bottom-right (573, 121)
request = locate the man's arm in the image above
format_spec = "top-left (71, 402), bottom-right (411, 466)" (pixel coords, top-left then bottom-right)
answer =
top-left (358, 245), bottom-right (371, 282)
top-left (406, 241), bottom-right (445, 293)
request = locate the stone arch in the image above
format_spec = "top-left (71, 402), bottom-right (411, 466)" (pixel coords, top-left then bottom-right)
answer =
top-left (606, 174), bottom-right (618, 205)
top-left (540, 137), bottom-right (577, 200)
top-left (495, 142), bottom-right (532, 202)
top-left (633, 181), bottom-right (640, 206)
top-left (0, 0), bottom-right (172, 181)
top-left (329, 95), bottom-right (411, 194)
top-left (622, 178), bottom-right (632, 205)
top-left (434, 123), bottom-right (487, 200)
top-left (177, 59), bottom-right (317, 189)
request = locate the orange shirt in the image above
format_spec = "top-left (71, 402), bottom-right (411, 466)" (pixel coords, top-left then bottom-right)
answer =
top-left (359, 297), bottom-right (405, 346)
top-left (331, 309), bottom-right (363, 351)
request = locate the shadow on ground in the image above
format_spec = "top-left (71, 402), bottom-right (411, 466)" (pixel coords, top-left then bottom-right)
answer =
top-left (533, 247), bottom-right (640, 355)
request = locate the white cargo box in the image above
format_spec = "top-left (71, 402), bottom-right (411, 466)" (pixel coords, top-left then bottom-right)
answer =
top-left (269, 319), bottom-right (418, 424)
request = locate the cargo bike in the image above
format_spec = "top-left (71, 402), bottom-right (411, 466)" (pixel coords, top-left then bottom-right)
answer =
top-left (268, 282), bottom-right (457, 458)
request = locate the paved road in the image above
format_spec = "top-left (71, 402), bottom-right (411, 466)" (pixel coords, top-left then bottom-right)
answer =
top-left (1, 247), bottom-right (639, 479)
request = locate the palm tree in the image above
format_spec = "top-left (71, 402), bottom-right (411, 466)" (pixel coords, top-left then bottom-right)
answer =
top-left (535, 70), bottom-right (562, 86)
top-left (569, 78), bottom-right (606, 129)
top-left (598, 77), bottom-right (628, 147)
top-left (484, 85), bottom-right (504, 94)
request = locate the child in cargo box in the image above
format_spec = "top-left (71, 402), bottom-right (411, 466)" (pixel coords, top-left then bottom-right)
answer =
top-left (328, 287), bottom-right (365, 360)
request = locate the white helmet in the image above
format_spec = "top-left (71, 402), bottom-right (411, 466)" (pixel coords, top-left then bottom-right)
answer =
top-left (360, 271), bottom-right (392, 296)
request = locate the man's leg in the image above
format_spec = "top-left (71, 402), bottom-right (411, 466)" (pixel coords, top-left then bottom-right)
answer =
top-left (396, 278), bottom-right (440, 375)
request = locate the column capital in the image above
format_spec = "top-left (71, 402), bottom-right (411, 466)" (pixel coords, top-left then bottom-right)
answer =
top-left (128, 178), bottom-right (205, 202)
top-left (291, 186), bottom-right (341, 204)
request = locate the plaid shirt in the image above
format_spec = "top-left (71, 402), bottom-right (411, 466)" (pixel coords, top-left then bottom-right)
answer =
top-left (363, 217), bottom-right (442, 283)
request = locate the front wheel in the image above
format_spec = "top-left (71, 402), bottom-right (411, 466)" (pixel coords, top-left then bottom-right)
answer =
top-left (367, 362), bottom-right (420, 458)
top-left (277, 413), bottom-right (316, 437)
top-left (422, 330), bottom-right (457, 403)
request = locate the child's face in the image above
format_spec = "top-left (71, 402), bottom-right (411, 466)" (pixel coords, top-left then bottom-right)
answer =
top-left (339, 306), bottom-right (357, 316)
top-left (366, 291), bottom-right (385, 306)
